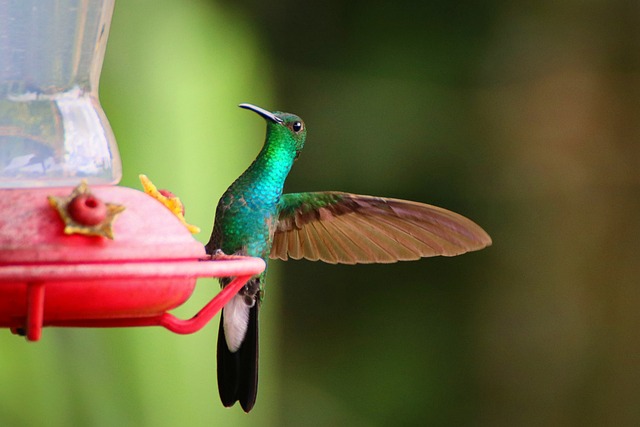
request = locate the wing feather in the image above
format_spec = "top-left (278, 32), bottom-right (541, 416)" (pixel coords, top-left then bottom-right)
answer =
top-left (312, 219), bottom-right (353, 264)
top-left (271, 192), bottom-right (491, 264)
top-left (301, 223), bottom-right (320, 261)
top-left (326, 215), bottom-right (380, 263)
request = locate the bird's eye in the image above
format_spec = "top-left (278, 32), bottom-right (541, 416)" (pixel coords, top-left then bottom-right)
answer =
top-left (291, 121), bottom-right (303, 133)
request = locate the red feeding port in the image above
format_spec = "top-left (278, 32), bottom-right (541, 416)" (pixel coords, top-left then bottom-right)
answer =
top-left (0, 185), bottom-right (265, 341)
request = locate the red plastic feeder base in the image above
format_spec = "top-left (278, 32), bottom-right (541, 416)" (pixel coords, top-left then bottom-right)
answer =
top-left (0, 257), bottom-right (265, 341)
top-left (0, 186), bottom-right (265, 341)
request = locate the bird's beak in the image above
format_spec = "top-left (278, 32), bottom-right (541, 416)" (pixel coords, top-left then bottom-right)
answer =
top-left (239, 103), bottom-right (284, 124)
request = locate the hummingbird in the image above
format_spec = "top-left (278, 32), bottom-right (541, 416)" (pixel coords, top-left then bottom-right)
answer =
top-left (205, 103), bottom-right (491, 412)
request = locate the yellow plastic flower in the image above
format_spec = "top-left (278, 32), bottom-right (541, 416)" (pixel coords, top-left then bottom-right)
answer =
top-left (48, 180), bottom-right (125, 239)
top-left (139, 174), bottom-right (201, 234)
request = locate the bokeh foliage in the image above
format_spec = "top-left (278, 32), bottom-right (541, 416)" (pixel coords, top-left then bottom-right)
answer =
top-left (1, 0), bottom-right (639, 426)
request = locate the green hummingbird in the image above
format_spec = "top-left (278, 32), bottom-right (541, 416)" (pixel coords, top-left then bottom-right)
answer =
top-left (205, 103), bottom-right (491, 412)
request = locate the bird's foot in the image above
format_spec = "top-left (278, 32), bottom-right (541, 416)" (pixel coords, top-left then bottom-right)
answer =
top-left (205, 249), bottom-right (248, 261)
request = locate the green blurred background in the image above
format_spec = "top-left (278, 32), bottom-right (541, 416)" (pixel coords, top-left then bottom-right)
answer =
top-left (2, 0), bottom-right (640, 425)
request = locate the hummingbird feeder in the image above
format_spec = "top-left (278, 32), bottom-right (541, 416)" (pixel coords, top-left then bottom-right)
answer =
top-left (0, 0), bottom-right (264, 342)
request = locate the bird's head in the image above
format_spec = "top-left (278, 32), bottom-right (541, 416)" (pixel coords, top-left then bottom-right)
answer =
top-left (239, 103), bottom-right (306, 160)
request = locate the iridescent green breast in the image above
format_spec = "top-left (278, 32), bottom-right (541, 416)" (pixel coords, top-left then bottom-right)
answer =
top-left (209, 186), bottom-right (280, 260)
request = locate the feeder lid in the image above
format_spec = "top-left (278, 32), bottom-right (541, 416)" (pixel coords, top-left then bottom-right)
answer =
top-left (0, 185), bottom-right (206, 264)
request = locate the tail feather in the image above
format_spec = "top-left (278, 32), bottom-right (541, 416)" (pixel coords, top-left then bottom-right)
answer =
top-left (217, 304), bottom-right (259, 412)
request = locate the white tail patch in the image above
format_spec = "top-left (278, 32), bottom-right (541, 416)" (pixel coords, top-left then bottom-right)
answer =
top-left (223, 294), bottom-right (250, 352)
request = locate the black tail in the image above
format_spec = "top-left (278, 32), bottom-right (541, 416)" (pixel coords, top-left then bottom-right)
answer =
top-left (217, 304), bottom-right (259, 412)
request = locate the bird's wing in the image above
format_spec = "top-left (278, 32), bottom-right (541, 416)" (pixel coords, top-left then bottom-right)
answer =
top-left (271, 192), bottom-right (492, 264)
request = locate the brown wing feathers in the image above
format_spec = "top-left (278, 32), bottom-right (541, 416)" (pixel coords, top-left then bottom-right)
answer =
top-left (271, 192), bottom-right (491, 264)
